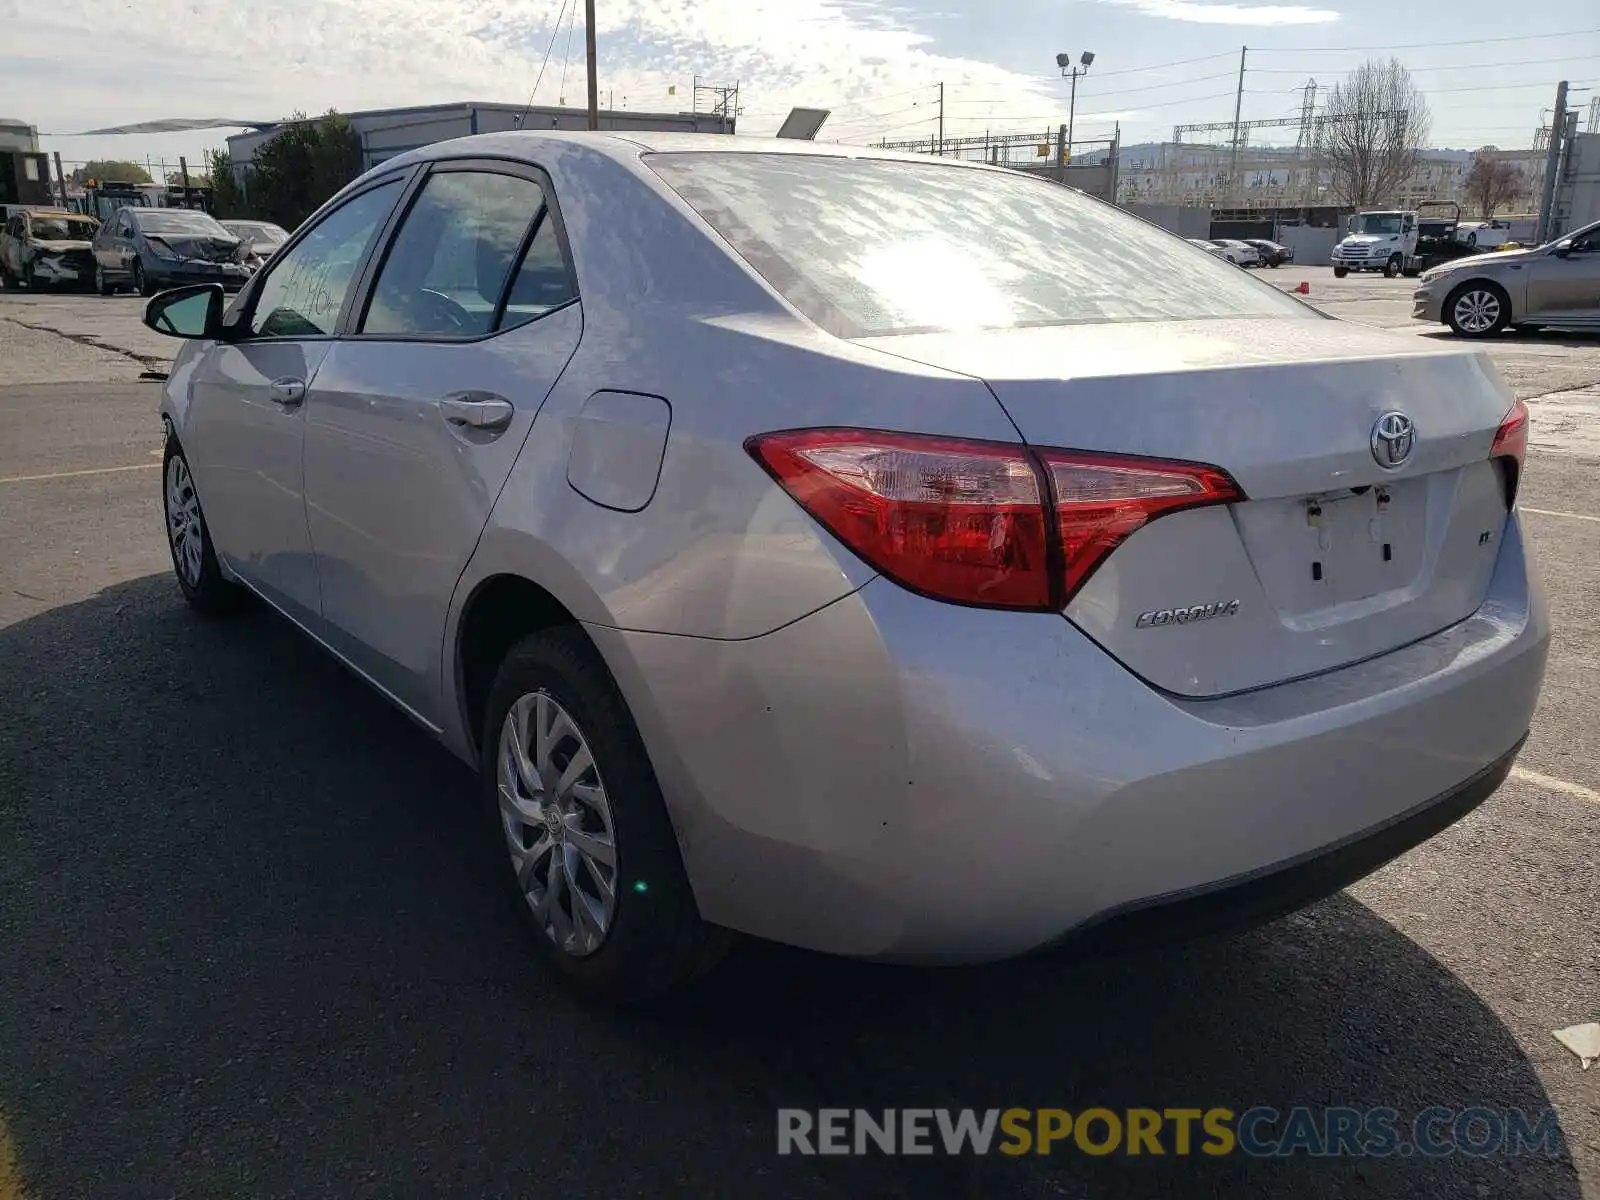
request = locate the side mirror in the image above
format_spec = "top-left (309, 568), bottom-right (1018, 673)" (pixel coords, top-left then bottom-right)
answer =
top-left (143, 284), bottom-right (225, 339)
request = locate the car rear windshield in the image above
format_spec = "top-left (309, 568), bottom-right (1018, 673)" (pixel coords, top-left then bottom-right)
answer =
top-left (136, 211), bottom-right (231, 237)
top-left (645, 152), bottom-right (1309, 338)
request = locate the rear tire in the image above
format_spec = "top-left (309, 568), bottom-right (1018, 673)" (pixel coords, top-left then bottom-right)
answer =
top-left (1444, 280), bottom-right (1510, 339)
top-left (162, 436), bottom-right (245, 614)
top-left (481, 628), bottom-right (727, 1005)
top-left (96, 265), bottom-right (114, 297)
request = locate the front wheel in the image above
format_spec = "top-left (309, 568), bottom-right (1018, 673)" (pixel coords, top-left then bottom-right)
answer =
top-left (1445, 281), bottom-right (1510, 338)
top-left (163, 438), bottom-right (244, 613)
top-left (481, 628), bottom-right (727, 1005)
top-left (132, 261), bottom-right (156, 297)
top-left (1383, 255), bottom-right (1402, 279)
top-left (1333, 267), bottom-right (1349, 278)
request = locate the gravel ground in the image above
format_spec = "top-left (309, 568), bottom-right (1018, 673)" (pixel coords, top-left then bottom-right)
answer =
top-left (0, 282), bottom-right (1596, 1199)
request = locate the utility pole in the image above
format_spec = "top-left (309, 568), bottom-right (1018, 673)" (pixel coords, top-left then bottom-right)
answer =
top-left (1056, 124), bottom-right (1067, 183)
top-left (52, 152), bottom-right (67, 207)
top-left (1229, 45), bottom-right (1247, 200)
top-left (1537, 80), bottom-right (1568, 243)
top-left (584, 0), bottom-right (599, 130)
top-left (937, 82), bottom-right (945, 155)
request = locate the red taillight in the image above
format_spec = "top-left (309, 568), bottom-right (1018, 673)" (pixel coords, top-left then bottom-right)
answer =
top-left (1037, 451), bottom-right (1242, 600)
top-left (747, 428), bottom-right (1241, 610)
top-left (1491, 398), bottom-right (1528, 504)
top-left (746, 428), bottom-right (1053, 609)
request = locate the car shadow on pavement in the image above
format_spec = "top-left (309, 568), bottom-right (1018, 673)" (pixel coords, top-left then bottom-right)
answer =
top-left (1417, 327), bottom-right (1600, 349)
top-left (0, 575), bottom-right (1582, 1200)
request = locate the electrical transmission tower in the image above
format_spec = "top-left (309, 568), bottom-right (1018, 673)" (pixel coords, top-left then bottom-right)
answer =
top-left (1291, 78), bottom-right (1319, 203)
top-left (692, 78), bottom-right (741, 121)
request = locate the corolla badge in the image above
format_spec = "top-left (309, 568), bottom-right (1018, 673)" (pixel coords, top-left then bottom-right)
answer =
top-left (1370, 411), bottom-right (1415, 470)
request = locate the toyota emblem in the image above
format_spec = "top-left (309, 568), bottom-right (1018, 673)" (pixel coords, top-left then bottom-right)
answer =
top-left (1370, 411), bottom-right (1415, 470)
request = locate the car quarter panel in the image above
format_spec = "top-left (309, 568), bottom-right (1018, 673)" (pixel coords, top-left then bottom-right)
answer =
top-left (439, 138), bottom-right (1027, 750)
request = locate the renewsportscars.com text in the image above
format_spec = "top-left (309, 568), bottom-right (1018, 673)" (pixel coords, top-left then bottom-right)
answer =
top-left (777, 1106), bottom-right (1564, 1158)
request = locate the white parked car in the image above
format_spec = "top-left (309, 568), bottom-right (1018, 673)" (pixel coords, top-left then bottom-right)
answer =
top-left (1187, 238), bottom-right (1230, 261)
top-left (1210, 239), bottom-right (1261, 267)
top-left (1455, 221), bottom-right (1518, 251)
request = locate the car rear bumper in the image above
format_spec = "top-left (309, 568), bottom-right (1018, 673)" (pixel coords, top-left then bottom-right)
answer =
top-left (1053, 735), bottom-right (1521, 953)
top-left (592, 511), bottom-right (1548, 962)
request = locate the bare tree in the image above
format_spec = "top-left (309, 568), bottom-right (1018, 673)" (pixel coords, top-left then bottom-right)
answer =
top-left (1464, 149), bottom-right (1521, 218)
top-left (1313, 58), bottom-right (1432, 207)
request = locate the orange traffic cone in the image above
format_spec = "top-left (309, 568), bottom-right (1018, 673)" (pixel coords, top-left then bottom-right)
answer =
top-left (1294, 281), bottom-right (1311, 295)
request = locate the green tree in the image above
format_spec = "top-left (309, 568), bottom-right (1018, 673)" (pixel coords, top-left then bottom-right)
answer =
top-left (72, 160), bottom-right (152, 185)
top-left (206, 148), bottom-right (246, 219)
top-left (244, 109), bottom-right (363, 229)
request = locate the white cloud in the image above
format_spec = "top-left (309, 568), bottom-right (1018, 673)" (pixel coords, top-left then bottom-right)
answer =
top-left (7, 0), bottom-right (1069, 156)
top-left (1102, 0), bottom-right (1339, 24)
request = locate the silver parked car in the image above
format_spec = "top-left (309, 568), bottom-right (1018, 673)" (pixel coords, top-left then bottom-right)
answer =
top-left (145, 133), bottom-right (1549, 1003)
top-left (1412, 216), bottom-right (1600, 337)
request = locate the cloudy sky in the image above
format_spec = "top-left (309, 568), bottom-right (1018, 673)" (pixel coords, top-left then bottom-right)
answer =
top-left (5, 0), bottom-right (1596, 175)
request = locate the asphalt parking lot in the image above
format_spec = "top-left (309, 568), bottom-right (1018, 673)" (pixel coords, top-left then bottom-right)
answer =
top-left (1, 270), bottom-right (1597, 1198)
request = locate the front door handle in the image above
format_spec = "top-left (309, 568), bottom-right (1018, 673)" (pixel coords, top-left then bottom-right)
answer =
top-left (268, 378), bottom-right (306, 407)
top-left (439, 392), bottom-right (514, 432)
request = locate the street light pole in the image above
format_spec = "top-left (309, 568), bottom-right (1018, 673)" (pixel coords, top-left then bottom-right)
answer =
top-left (1067, 68), bottom-right (1079, 161)
top-left (1055, 51), bottom-right (1095, 168)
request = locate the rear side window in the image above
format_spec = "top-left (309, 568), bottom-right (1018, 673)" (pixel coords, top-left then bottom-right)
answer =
top-left (646, 153), bottom-right (1310, 338)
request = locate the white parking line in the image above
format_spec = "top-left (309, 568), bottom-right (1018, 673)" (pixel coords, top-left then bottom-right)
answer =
top-left (0, 462), bottom-right (161, 485)
top-left (1511, 766), bottom-right (1600, 805)
top-left (1521, 506), bottom-right (1600, 523)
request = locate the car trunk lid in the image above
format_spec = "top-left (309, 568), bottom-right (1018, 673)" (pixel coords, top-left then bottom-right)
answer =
top-left (862, 317), bottom-right (1518, 696)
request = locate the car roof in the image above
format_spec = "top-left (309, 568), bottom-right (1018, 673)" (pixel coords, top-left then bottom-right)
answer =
top-left (388, 129), bottom-right (1008, 175)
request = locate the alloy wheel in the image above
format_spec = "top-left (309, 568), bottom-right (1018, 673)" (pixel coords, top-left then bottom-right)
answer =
top-left (496, 690), bottom-right (619, 957)
top-left (165, 455), bottom-right (204, 586)
top-left (1453, 289), bottom-right (1501, 334)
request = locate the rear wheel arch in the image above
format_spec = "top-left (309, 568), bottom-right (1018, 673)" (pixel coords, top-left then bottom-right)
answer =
top-left (456, 573), bottom-right (606, 752)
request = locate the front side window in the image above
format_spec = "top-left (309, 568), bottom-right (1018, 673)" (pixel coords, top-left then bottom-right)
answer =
top-left (249, 180), bottom-right (402, 338)
top-left (361, 171), bottom-right (548, 338)
top-left (647, 153), bottom-right (1308, 338)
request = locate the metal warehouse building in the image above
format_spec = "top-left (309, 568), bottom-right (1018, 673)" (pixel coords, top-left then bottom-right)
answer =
top-left (225, 100), bottom-right (736, 174)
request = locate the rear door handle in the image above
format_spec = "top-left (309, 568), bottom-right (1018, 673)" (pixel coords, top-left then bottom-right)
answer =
top-left (268, 378), bottom-right (305, 407)
top-left (439, 392), bottom-right (515, 432)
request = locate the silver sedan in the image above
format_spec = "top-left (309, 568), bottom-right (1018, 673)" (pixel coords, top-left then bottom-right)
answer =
top-left (144, 132), bottom-right (1548, 1003)
top-left (1411, 217), bottom-right (1600, 337)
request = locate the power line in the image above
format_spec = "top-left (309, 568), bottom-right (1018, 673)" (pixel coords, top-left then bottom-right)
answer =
top-left (740, 85), bottom-right (937, 122)
top-left (516, 0), bottom-right (572, 127)
top-left (1066, 51), bottom-right (1237, 80)
top-left (556, 0), bottom-right (578, 104)
top-left (1417, 80), bottom-right (1595, 96)
top-left (1257, 27), bottom-right (1600, 53)
top-left (1252, 54), bottom-right (1599, 74)
top-left (952, 71), bottom-right (1237, 104)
